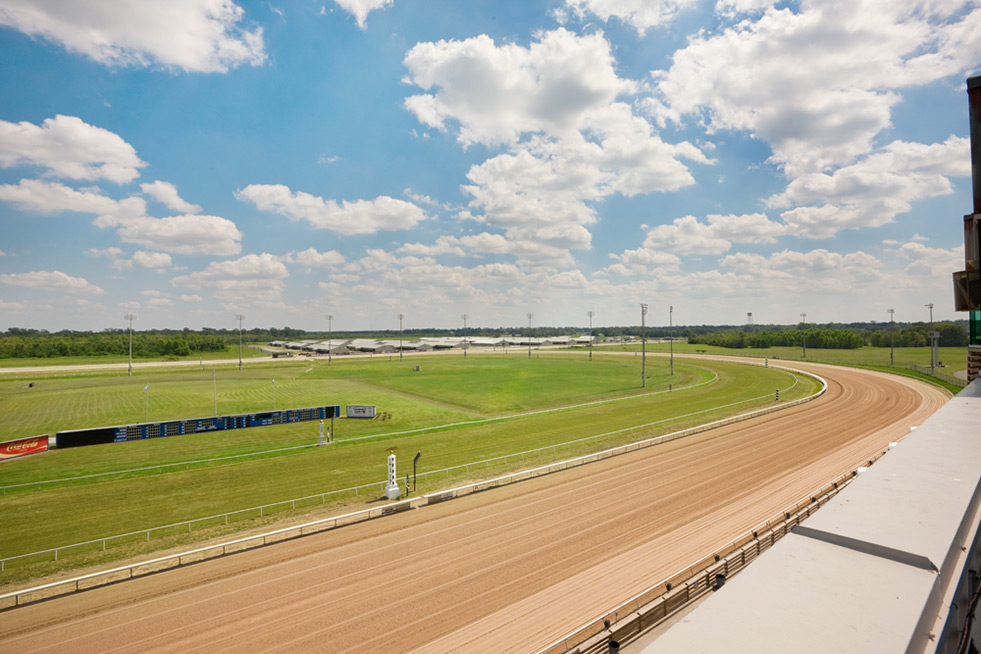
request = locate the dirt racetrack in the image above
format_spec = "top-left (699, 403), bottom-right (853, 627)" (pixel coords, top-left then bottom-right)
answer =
top-left (0, 361), bottom-right (950, 653)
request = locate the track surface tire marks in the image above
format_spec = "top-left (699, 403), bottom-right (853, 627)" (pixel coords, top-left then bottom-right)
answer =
top-left (0, 363), bottom-right (948, 653)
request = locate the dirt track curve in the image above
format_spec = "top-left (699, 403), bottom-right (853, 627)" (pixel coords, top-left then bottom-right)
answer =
top-left (0, 361), bottom-right (950, 653)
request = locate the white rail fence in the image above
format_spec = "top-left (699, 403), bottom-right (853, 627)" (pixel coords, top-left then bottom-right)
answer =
top-left (0, 372), bottom-right (825, 604)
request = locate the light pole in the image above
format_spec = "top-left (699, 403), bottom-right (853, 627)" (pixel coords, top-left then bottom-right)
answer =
top-left (800, 312), bottom-right (807, 358)
top-left (641, 303), bottom-right (648, 388)
top-left (462, 313), bottom-right (468, 359)
top-left (325, 314), bottom-right (333, 366)
top-left (272, 377), bottom-right (276, 410)
top-left (398, 313), bottom-right (404, 361)
top-left (236, 314), bottom-right (245, 371)
top-left (587, 310), bottom-right (594, 362)
top-left (888, 309), bottom-right (895, 366)
top-left (669, 305), bottom-right (674, 376)
top-left (527, 313), bottom-right (533, 359)
top-left (124, 313), bottom-right (137, 376)
top-left (926, 303), bottom-right (937, 374)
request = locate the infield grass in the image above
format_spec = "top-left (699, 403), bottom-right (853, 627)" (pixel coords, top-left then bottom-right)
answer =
top-left (0, 352), bottom-right (819, 586)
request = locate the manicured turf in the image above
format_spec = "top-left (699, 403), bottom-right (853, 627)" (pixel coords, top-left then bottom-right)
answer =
top-left (0, 352), bottom-right (818, 585)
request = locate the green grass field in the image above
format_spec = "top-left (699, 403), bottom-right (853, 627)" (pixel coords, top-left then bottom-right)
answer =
top-left (0, 351), bottom-right (819, 586)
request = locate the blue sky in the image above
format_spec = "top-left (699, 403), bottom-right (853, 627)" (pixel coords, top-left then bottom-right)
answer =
top-left (0, 0), bottom-right (978, 333)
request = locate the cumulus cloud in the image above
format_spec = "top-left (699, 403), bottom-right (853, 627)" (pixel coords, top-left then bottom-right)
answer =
top-left (0, 178), bottom-right (241, 256)
top-left (93, 213), bottom-right (243, 256)
top-left (236, 184), bottom-right (428, 234)
top-left (398, 236), bottom-right (466, 257)
top-left (0, 269), bottom-right (104, 294)
top-left (404, 29), bottom-right (635, 147)
top-left (0, 179), bottom-right (144, 216)
top-left (172, 253), bottom-right (289, 304)
top-left (565, 0), bottom-right (699, 33)
top-left (141, 181), bottom-right (202, 214)
top-left (132, 251), bottom-right (173, 269)
top-left (333, 0), bottom-right (393, 28)
top-left (0, 0), bottom-right (266, 72)
top-left (650, 0), bottom-right (981, 177)
top-left (0, 115), bottom-right (145, 183)
top-left (642, 216), bottom-right (731, 255)
top-left (404, 28), bottom-right (708, 268)
top-left (286, 247), bottom-right (347, 268)
top-left (769, 135), bottom-right (969, 238)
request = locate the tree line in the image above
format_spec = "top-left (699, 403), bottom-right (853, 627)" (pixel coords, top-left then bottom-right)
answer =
top-left (0, 320), bottom-right (969, 358)
top-left (0, 329), bottom-right (228, 359)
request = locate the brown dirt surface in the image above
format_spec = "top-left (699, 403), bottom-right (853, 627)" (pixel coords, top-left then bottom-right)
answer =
top-left (0, 362), bottom-right (949, 653)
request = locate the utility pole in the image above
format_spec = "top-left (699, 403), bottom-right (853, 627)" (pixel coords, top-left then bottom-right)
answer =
top-left (236, 314), bottom-right (245, 371)
top-left (587, 310), bottom-right (594, 362)
top-left (462, 313), bottom-right (468, 359)
top-left (888, 309), bottom-right (895, 366)
top-left (124, 313), bottom-right (137, 376)
top-left (398, 313), bottom-right (404, 362)
top-left (926, 303), bottom-right (938, 374)
top-left (800, 312), bottom-right (807, 359)
top-left (527, 313), bottom-right (533, 359)
top-left (641, 303), bottom-right (648, 388)
top-left (325, 314), bottom-right (333, 366)
top-left (669, 305), bottom-right (674, 376)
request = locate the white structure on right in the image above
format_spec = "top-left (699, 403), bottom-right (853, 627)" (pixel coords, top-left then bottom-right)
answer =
top-left (643, 379), bottom-right (981, 654)
top-left (385, 453), bottom-right (400, 500)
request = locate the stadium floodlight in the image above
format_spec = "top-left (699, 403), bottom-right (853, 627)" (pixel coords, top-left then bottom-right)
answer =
top-left (587, 310), bottom-right (594, 362)
top-left (888, 309), bottom-right (895, 366)
top-left (669, 305), bottom-right (674, 376)
top-left (124, 313), bottom-right (137, 377)
top-left (236, 314), bottom-right (245, 371)
top-left (527, 313), bottom-right (533, 360)
top-left (800, 312), bottom-right (807, 359)
top-left (399, 313), bottom-right (404, 361)
top-left (462, 313), bottom-right (468, 359)
top-left (641, 303), bottom-right (648, 388)
top-left (326, 314), bottom-right (333, 366)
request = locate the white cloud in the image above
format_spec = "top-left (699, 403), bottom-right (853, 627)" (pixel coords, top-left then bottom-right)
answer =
top-left (643, 216), bottom-right (732, 255)
top-left (236, 184), bottom-right (428, 234)
top-left (565, 0), bottom-right (699, 33)
top-left (180, 294), bottom-right (203, 303)
top-left (651, 0), bottom-right (981, 177)
top-left (141, 181), bottom-right (202, 214)
top-left (0, 179), bottom-right (144, 216)
top-left (770, 135), bottom-right (969, 238)
top-left (0, 270), bottom-right (104, 294)
top-left (0, 115), bottom-right (145, 183)
top-left (405, 28), bottom-right (708, 268)
top-left (132, 251), bottom-right (173, 269)
top-left (398, 236), bottom-right (466, 257)
top-left (333, 0), bottom-right (392, 28)
top-left (287, 247), bottom-right (347, 268)
top-left (0, 178), bottom-right (241, 255)
top-left (172, 253), bottom-right (289, 304)
top-left (0, 298), bottom-right (26, 310)
top-left (0, 0), bottom-right (266, 73)
top-left (892, 241), bottom-right (961, 280)
top-left (94, 213), bottom-right (242, 256)
top-left (404, 29), bottom-right (636, 147)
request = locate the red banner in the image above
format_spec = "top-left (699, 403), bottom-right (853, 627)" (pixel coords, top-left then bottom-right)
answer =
top-left (0, 435), bottom-right (49, 461)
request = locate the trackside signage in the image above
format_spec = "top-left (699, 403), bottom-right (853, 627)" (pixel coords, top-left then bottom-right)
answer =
top-left (346, 405), bottom-right (376, 419)
top-left (0, 435), bottom-right (48, 462)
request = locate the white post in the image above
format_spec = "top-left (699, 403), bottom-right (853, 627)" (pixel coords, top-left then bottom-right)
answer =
top-left (318, 420), bottom-right (325, 447)
top-left (385, 454), bottom-right (400, 499)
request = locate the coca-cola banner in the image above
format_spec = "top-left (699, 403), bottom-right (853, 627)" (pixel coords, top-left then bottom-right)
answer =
top-left (0, 435), bottom-right (49, 461)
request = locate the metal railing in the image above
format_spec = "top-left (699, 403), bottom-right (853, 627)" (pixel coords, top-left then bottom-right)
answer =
top-left (537, 448), bottom-right (895, 654)
top-left (902, 364), bottom-right (968, 388)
